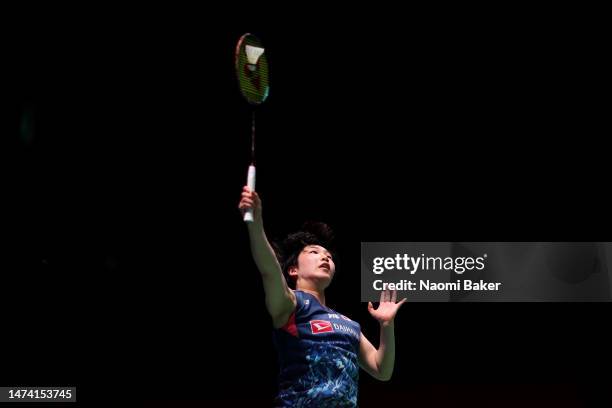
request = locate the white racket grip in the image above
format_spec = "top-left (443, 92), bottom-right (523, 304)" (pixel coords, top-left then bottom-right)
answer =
top-left (243, 165), bottom-right (256, 223)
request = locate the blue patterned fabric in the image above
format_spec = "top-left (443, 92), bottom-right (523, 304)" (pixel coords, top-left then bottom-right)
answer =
top-left (273, 290), bottom-right (361, 407)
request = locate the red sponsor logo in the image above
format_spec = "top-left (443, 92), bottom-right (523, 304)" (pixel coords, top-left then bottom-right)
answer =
top-left (310, 320), bottom-right (334, 334)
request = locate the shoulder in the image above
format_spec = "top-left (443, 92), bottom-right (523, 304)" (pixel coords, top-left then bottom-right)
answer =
top-left (271, 290), bottom-right (299, 329)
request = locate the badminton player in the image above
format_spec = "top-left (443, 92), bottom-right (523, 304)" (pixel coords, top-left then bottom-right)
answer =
top-left (239, 186), bottom-right (406, 407)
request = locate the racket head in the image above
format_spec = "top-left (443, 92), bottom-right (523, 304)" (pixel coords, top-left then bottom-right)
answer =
top-left (235, 33), bottom-right (270, 105)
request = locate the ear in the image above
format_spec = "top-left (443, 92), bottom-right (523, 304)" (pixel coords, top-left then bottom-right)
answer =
top-left (288, 265), bottom-right (298, 278)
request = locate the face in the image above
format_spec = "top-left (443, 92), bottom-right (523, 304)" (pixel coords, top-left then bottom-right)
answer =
top-left (289, 245), bottom-right (336, 288)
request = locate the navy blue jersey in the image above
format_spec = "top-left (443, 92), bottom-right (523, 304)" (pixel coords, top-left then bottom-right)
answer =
top-left (273, 290), bottom-right (361, 407)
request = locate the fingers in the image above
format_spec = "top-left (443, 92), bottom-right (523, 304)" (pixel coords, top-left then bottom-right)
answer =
top-left (391, 290), bottom-right (397, 303)
top-left (240, 188), bottom-right (260, 203)
top-left (238, 197), bottom-right (253, 211)
top-left (368, 302), bottom-right (374, 314)
top-left (240, 198), bottom-right (254, 207)
top-left (398, 298), bottom-right (407, 306)
top-left (238, 187), bottom-right (261, 213)
top-left (379, 291), bottom-right (384, 303)
top-left (242, 185), bottom-right (260, 197)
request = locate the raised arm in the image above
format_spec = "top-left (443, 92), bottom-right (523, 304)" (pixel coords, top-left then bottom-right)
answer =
top-left (358, 290), bottom-right (406, 381)
top-left (239, 186), bottom-right (296, 327)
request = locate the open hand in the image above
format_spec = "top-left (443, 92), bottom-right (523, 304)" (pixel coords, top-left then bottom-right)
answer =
top-left (368, 290), bottom-right (407, 327)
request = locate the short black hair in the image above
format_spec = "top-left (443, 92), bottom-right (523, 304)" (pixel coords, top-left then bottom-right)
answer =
top-left (274, 221), bottom-right (337, 288)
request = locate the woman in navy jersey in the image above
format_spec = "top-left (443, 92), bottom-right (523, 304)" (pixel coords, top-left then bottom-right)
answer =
top-left (239, 186), bottom-right (406, 407)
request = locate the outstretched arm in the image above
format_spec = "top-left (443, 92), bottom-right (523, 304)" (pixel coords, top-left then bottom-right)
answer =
top-left (239, 186), bottom-right (296, 327)
top-left (358, 290), bottom-right (406, 381)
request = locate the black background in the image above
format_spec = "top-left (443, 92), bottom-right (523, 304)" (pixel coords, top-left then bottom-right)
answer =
top-left (4, 4), bottom-right (610, 407)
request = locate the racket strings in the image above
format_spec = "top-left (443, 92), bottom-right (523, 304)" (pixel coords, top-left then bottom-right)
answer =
top-left (236, 34), bottom-right (267, 166)
top-left (235, 34), bottom-right (269, 106)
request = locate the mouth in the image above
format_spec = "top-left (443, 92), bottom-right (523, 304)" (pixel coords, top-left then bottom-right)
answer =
top-left (319, 263), bottom-right (330, 271)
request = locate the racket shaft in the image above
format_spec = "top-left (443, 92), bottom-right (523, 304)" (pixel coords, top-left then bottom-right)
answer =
top-left (244, 165), bottom-right (256, 222)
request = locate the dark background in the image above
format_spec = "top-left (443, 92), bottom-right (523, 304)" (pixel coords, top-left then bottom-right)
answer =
top-left (4, 4), bottom-right (610, 407)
